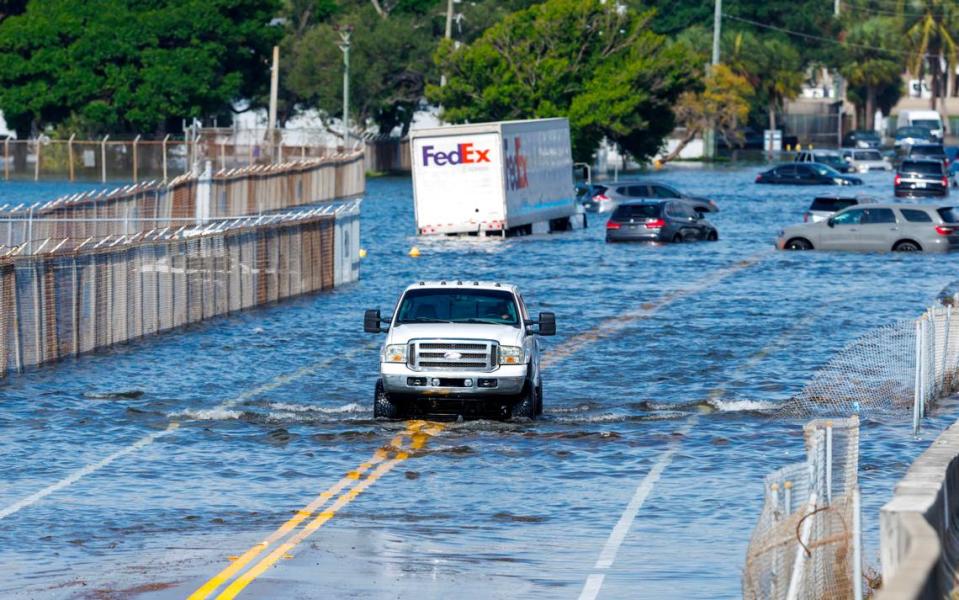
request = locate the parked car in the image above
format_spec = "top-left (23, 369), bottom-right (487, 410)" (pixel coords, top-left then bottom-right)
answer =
top-left (839, 148), bottom-right (893, 172)
top-left (894, 126), bottom-right (934, 148)
top-left (364, 281), bottom-right (555, 420)
top-left (895, 159), bottom-right (949, 197)
top-left (906, 143), bottom-right (950, 169)
top-left (583, 180), bottom-right (719, 214)
top-left (803, 196), bottom-right (878, 223)
top-left (756, 163), bottom-right (863, 186)
top-left (795, 150), bottom-right (857, 173)
top-left (605, 200), bottom-right (718, 243)
top-left (842, 130), bottom-right (882, 149)
top-left (777, 204), bottom-right (959, 253)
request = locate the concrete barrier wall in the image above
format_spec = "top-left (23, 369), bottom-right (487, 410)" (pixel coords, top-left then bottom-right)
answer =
top-left (878, 421), bottom-right (959, 599)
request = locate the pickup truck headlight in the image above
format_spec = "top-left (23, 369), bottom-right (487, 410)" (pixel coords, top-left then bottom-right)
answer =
top-left (498, 345), bottom-right (525, 365)
top-left (383, 344), bottom-right (408, 363)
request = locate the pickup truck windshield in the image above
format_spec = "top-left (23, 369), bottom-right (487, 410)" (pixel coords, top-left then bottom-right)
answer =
top-left (395, 289), bottom-right (520, 326)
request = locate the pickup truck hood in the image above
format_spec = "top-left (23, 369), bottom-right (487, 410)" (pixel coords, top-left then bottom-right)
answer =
top-left (387, 323), bottom-right (525, 346)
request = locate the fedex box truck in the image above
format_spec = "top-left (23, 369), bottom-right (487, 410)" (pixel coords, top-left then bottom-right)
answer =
top-left (410, 118), bottom-right (584, 236)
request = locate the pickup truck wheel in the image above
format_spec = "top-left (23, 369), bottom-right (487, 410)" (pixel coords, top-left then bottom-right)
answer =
top-left (373, 379), bottom-right (400, 419)
top-left (510, 383), bottom-right (537, 420)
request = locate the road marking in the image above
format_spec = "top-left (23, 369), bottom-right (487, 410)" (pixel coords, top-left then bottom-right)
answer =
top-left (577, 307), bottom-right (828, 599)
top-left (0, 342), bottom-right (379, 522)
top-left (0, 422), bottom-right (180, 521)
top-left (191, 420), bottom-right (444, 600)
top-left (543, 252), bottom-right (769, 369)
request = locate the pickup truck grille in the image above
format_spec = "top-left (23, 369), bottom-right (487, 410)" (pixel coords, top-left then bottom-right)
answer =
top-left (410, 340), bottom-right (497, 372)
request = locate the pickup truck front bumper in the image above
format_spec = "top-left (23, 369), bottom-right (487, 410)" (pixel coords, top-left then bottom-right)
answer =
top-left (381, 362), bottom-right (528, 398)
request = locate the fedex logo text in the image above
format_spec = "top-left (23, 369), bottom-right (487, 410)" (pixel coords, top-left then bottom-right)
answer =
top-left (421, 143), bottom-right (491, 167)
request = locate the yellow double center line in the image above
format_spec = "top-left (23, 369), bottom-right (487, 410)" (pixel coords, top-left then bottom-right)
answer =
top-left (190, 420), bottom-right (444, 600)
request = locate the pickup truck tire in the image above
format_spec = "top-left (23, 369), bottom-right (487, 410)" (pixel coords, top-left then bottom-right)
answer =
top-left (510, 382), bottom-right (538, 420)
top-left (535, 382), bottom-right (543, 416)
top-left (373, 379), bottom-right (401, 419)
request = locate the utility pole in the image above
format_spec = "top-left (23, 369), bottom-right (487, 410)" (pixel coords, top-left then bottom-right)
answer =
top-left (334, 26), bottom-right (353, 150)
top-left (712, 0), bottom-right (721, 66)
top-left (835, 0), bottom-right (840, 16)
top-left (440, 0), bottom-right (454, 86)
top-left (704, 0), bottom-right (721, 160)
top-left (268, 45), bottom-right (279, 160)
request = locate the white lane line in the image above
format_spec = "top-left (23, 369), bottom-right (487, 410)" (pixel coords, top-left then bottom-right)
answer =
top-left (593, 417), bottom-right (698, 570)
top-left (0, 423), bottom-right (179, 521)
top-left (578, 574), bottom-right (606, 600)
top-left (0, 342), bottom-right (377, 522)
top-left (576, 307), bottom-right (829, 599)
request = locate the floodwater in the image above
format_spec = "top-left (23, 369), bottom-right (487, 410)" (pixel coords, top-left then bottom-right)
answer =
top-left (1, 166), bottom-right (958, 599)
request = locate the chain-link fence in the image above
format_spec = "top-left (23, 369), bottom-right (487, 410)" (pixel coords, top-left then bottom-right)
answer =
top-left (0, 153), bottom-right (364, 246)
top-left (0, 129), bottom-right (357, 182)
top-left (0, 202), bottom-right (359, 376)
top-left (744, 417), bottom-right (863, 600)
top-left (782, 296), bottom-right (959, 434)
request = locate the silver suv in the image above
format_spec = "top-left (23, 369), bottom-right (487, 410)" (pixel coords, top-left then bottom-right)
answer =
top-left (364, 282), bottom-right (555, 420)
top-left (777, 204), bottom-right (959, 252)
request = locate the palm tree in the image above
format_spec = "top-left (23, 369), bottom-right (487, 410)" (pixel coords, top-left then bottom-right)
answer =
top-left (841, 17), bottom-right (903, 129)
top-left (900, 0), bottom-right (959, 112)
top-left (727, 32), bottom-right (803, 133)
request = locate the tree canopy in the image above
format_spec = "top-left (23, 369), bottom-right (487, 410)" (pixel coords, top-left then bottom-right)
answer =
top-left (428, 0), bottom-right (695, 162)
top-left (0, 0), bottom-right (281, 137)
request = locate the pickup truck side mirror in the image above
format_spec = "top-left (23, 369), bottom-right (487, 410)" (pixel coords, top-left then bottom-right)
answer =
top-left (827, 217), bottom-right (835, 228)
top-left (364, 309), bottom-right (385, 333)
top-left (537, 312), bottom-right (556, 336)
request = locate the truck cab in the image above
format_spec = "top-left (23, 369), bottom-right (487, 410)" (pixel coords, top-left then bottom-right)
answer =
top-left (364, 281), bottom-right (555, 420)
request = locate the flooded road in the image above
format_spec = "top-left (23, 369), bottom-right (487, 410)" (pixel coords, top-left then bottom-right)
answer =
top-left (2, 165), bottom-right (958, 598)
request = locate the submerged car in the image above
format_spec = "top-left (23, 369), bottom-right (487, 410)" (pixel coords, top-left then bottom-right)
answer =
top-left (795, 150), bottom-right (857, 173)
top-left (777, 204), bottom-right (959, 253)
top-left (894, 126), bottom-right (934, 148)
top-left (895, 159), bottom-right (949, 197)
top-left (605, 200), bottom-right (718, 243)
top-left (584, 180), bottom-right (719, 214)
top-left (803, 196), bottom-right (877, 223)
top-left (365, 281), bottom-right (555, 420)
top-left (842, 130), bottom-right (882, 149)
top-left (756, 163), bottom-right (863, 186)
top-left (839, 149), bottom-right (892, 172)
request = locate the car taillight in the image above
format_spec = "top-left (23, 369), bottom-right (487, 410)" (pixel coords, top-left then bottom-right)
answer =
top-left (645, 218), bottom-right (666, 229)
top-left (803, 212), bottom-right (810, 222)
top-left (594, 193), bottom-right (610, 202)
top-left (943, 177), bottom-right (950, 187)
top-left (755, 174), bottom-right (762, 182)
top-left (936, 225), bottom-right (955, 236)
top-left (606, 220), bottom-right (621, 230)
top-left (894, 174), bottom-right (902, 186)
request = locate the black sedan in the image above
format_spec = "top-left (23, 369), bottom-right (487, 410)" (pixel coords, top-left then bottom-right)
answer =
top-left (756, 163), bottom-right (863, 186)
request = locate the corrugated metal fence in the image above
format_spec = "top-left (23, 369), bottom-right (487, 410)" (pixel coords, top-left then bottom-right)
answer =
top-left (0, 155), bottom-right (362, 376)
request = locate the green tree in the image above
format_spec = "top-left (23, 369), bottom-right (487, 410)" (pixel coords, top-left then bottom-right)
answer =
top-left (840, 17), bottom-right (903, 129)
top-left (429, 0), bottom-right (695, 162)
top-left (726, 32), bottom-right (804, 133)
top-left (284, 5), bottom-right (436, 136)
top-left (0, 0), bottom-right (281, 137)
top-left (664, 64), bottom-right (753, 162)
top-left (899, 0), bottom-right (958, 111)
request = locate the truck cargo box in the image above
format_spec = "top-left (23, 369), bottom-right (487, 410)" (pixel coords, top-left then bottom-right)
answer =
top-left (410, 118), bottom-right (583, 236)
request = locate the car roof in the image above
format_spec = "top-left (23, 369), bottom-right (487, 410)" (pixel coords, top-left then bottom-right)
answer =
top-left (900, 157), bottom-right (943, 163)
top-left (837, 203), bottom-right (947, 211)
top-left (404, 281), bottom-right (520, 294)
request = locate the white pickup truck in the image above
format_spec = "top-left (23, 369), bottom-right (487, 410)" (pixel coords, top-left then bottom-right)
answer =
top-left (364, 281), bottom-right (555, 420)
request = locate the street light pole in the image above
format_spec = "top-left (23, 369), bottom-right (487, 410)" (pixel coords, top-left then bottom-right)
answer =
top-left (335, 26), bottom-right (353, 150)
top-left (712, 0), bottom-right (721, 66)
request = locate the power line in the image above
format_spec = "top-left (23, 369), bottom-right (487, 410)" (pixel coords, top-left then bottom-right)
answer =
top-left (722, 13), bottom-right (927, 58)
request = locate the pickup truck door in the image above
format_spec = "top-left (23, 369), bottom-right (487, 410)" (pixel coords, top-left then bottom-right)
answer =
top-left (517, 294), bottom-right (539, 383)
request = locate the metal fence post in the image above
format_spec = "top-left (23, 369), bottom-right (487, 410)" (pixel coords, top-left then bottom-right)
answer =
top-left (33, 139), bottom-right (40, 181)
top-left (68, 134), bottom-right (76, 182)
top-left (3, 136), bottom-right (9, 180)
top-left (162, 134), bottom-right (170, 182)
top-left (132, 134), bottom-right (140, 182)
top-left (825, 421), bottom-right (833, 506)
top-left (784, 481), bottom-right (792, 514)
top-left (853, 486), bottom-right (862, 600)
top-left (101, 135), bottom-right (110, 183)
top-left (912, 318), bottom-right (922, 435)
top-left (943, 305), bottom-right (952, 393)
